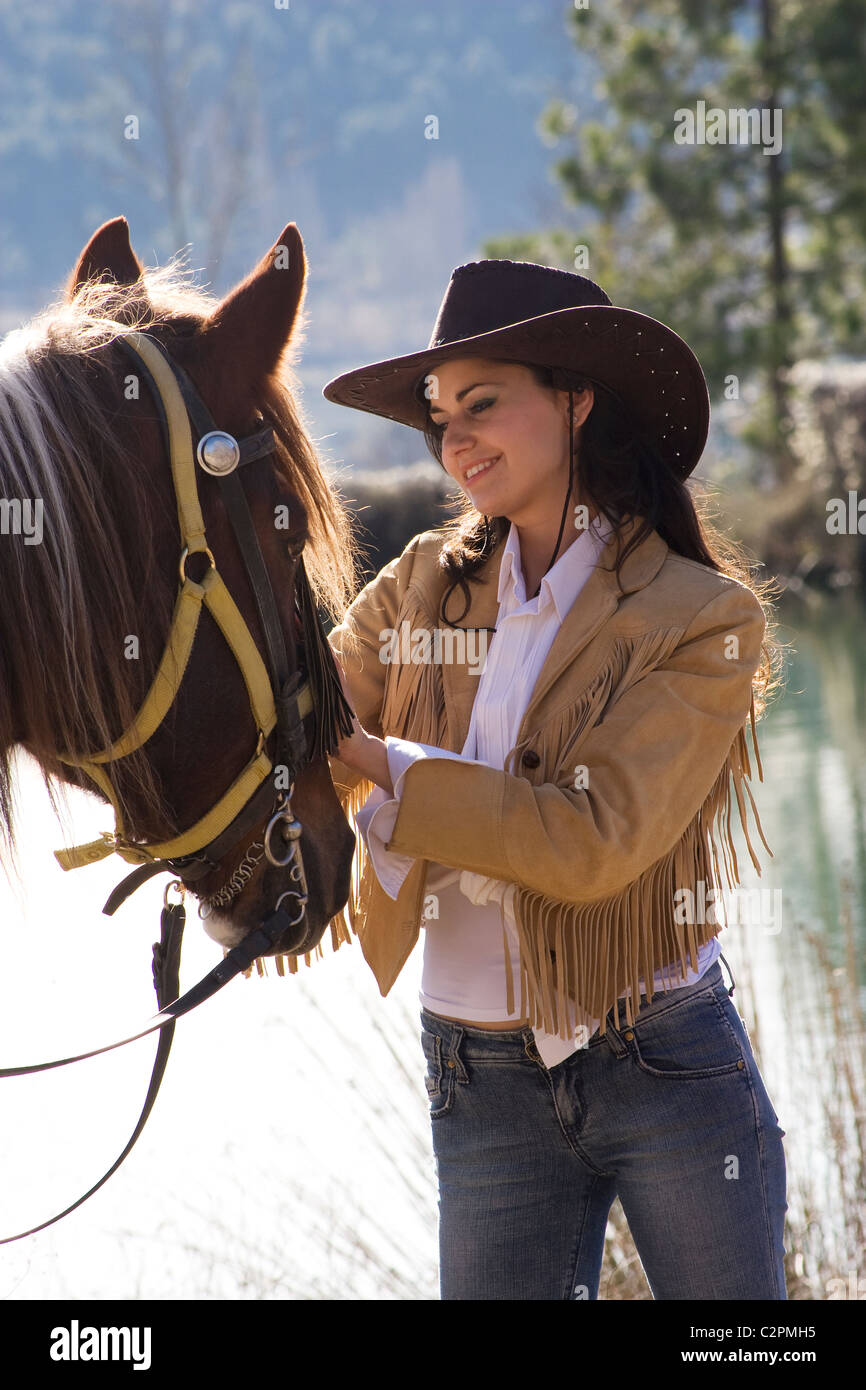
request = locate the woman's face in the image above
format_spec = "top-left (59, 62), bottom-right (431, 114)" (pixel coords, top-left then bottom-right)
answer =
top-left (425, 357), bottom-right (594, 528)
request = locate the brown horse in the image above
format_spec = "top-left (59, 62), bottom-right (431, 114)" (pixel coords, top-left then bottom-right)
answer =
top-left (0, 216), bottom-right (359, 959)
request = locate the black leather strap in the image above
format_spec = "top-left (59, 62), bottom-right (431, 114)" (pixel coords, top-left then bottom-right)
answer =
top-left (237, 426), bottom-right (277, 468)
top-left (0, 900), bottom-right (185, 1244)
top-left (102, 861), bottom-right (166, 915)
top-left (0, 905), bottom-right (294, 1084)
top-left (0, 897), bottom-right (302, 1244)
top-left (216, 466), bottom-right (290, 690)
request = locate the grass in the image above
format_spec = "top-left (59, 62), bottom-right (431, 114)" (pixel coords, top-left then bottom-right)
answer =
top-left (598, 876), bottom-right (865, 1300)
top-left (107, 889), bottom-right (863, 1300)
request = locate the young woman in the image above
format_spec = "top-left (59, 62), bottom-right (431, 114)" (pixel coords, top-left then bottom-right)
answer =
top-left (321, 259), bottom-right (788, 1300)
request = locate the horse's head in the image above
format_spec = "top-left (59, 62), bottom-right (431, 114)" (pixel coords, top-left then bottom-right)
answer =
top-left (0, 217), bottom-right (359, 959)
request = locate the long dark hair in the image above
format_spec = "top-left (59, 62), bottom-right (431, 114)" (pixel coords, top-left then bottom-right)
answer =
top-left (417, 360), bottom-right (785, 717)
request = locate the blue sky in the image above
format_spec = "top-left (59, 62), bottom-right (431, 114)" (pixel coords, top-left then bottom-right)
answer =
top-left (0, 0), bottom-right (595, 469)
top-left (0, 0), bottom-right (593, 1298)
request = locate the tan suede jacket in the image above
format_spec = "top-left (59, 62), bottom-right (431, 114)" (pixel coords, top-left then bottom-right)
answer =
top-left (313, 513), bottom-right (770, 1039)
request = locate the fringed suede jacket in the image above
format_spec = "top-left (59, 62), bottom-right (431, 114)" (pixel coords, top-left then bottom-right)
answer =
top-left (285, 513), bottom-right (771, 1040)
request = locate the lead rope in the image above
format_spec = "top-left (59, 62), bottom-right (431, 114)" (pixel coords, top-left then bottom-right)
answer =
top-left (0, 889), bottom-right (186, 1245)
top-left (0, 883), bottom-right (305, 1244)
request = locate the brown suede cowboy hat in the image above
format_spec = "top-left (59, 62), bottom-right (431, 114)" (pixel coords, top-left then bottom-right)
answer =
top-left (322, 259), bottom-right (710, 479)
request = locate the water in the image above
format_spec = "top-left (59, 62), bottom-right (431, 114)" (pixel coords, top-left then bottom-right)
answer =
top-left (0, 590), bottom-right (862, 1298)
top-left (718, 590), bottom-right (866, 1293)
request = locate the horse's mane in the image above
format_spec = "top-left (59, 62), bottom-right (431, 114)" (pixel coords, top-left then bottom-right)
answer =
top-left (0, 260), bottom-right (362, 858)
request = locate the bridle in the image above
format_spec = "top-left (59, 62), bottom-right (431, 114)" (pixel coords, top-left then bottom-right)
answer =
top-left (56, 329), bottom-right (350, 929)
top-left (0, 328), bottom-right (355, 1243)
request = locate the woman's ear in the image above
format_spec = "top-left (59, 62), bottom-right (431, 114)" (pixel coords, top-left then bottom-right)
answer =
top-left (558, 381), bottom-right (594, 431)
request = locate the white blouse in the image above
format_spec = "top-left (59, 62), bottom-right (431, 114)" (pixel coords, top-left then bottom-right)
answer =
top-left (354, 514), bottom-right (719, 1068)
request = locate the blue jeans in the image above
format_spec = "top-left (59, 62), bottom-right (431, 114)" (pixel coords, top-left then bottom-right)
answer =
top-left (420, 960), bottom-right (788, 1300)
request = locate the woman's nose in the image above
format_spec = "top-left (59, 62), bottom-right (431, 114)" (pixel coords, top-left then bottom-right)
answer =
top-left (443, 417), bottom-right (476, 456)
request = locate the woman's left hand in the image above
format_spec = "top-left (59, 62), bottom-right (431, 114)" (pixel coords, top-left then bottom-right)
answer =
top-left (332, 657), bottom-right (394, 796)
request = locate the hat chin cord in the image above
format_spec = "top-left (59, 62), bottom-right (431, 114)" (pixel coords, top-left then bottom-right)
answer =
top-left (526, 388), bottom-right (575, 602)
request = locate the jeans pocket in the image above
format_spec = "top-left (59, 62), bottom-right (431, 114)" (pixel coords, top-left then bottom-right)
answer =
top-left (420, 1027), bottom-right (455, 1117)
top-left (627, 987), bottom-right (748, 1080)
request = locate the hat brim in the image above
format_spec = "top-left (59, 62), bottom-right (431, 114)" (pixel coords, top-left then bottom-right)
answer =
top-left (322, 304), bottom-right (709, 479)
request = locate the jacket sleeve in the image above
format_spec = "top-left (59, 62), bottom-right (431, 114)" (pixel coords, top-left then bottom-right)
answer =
top-left (325, 533), bottom-right (424, 793)
top-left (355, 736), bottom-right (498, 899)
top-left (384, 582), bottom-right (766, 903)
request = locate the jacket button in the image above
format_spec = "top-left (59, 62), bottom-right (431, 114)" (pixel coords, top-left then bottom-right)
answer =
top-left (522, 749), bottom-right (540, 769)
top-left (623, 1030), bottom-right (635, 1041)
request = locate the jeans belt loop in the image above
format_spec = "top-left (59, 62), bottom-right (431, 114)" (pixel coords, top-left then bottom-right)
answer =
top-left (603, 998), bottom-right (631, 1058)
top-left (446, 1025), bottom-right (469, 1083)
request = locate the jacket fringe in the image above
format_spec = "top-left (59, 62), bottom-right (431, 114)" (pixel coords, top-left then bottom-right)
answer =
top-left (255, 588), bottom-right (447, 978)
top-left (256, 595), bottom-right (772, 1027)
top-left (377, 590), bottom-right (449, 744)
top-left (507, 697), bottom-right (771, 1038)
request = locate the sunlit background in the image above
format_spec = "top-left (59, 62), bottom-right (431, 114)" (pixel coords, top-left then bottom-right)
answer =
top-left (0, 0), bottom-right (863, 1301)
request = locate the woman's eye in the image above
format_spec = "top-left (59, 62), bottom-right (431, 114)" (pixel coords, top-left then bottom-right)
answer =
top-left (434, 397), bottom-right (495, 431)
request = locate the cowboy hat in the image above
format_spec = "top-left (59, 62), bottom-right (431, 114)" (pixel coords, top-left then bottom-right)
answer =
top-left (322, 259), bottom-right (710, 479)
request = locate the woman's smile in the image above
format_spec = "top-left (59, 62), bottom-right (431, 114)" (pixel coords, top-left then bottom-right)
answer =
top-left (464, 454), bottom-right (501, 483)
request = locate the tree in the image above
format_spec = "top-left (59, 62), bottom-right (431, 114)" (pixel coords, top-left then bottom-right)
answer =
top-left (485, 0), bottom-right (866, 486)
top-left (104, 0), bottom-right (270, 281)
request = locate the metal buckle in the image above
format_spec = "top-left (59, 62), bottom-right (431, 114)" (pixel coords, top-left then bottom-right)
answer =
top-left (163, 879), bottom-right (186, 908)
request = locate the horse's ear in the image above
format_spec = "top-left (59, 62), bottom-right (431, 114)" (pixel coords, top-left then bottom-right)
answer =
top-left (199, 223), bottom-right (307, 387)
top-left (68, 217), bottom-right (146, 299)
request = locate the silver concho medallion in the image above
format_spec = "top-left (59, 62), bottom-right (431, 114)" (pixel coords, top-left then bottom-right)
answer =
top-left (196, 430), bottom-right (241, 476)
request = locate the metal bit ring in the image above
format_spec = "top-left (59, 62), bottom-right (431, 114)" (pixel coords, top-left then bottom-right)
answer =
top-left (275, 888), bottom-right (308, 928)
top-left (264, 806), bottom-right (302, 867)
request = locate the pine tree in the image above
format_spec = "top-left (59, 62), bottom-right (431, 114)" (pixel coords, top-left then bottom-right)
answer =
top-left (484, 0), bottom-right (866, 486)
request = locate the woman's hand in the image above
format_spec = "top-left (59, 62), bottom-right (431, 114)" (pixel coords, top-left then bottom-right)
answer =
top-left (332, 657), bottom-right (394, 796)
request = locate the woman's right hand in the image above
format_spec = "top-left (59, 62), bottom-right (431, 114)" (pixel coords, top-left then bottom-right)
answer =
top-left (331, 656), bottom-right (394, 795)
